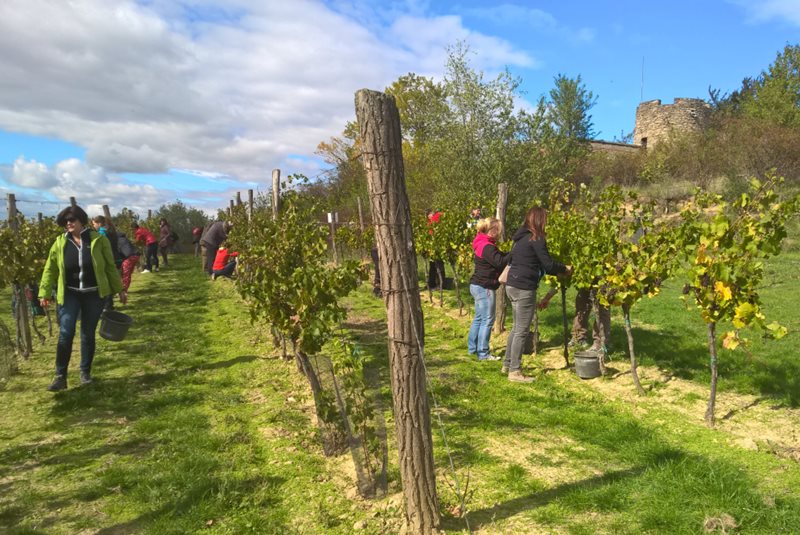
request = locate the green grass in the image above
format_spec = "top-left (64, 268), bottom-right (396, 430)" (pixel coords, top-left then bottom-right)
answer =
top-left (3, 252), bottom-right (800, 534)
top-left (0, 256), bottom-right (374, 534)
top-left (345, 283), bottom-right (800, 533)
top-left (425, 248), bottom-right (800, 407)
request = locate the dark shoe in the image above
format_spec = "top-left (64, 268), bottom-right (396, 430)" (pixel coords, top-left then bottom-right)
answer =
top-left (47, 375), bottom-right (67, 392)
top-left (80, 371), bottom-right (93, 385)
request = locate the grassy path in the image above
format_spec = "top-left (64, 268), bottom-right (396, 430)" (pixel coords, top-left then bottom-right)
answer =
top-left (3, 254), bottom-right (800, 534)
top-left (344, 289), bottom-right (800, 534)
top-left (0, 256), bottom-right (375, 534)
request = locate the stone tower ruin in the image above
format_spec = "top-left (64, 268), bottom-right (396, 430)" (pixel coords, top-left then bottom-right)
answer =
top-left (633, 98), bottom-right (712, 148)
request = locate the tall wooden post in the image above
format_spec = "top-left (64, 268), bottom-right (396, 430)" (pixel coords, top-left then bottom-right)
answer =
top-left (102, 205), bottom-right (112, 223)
top-left (247, 189), bottom-right (254, 221)
top-left (69, 196), bottom-right (77, 208)
top-left (147, 209), bottom-right (152, 220)
top-left (329, 213), bottom-right (339, 266)
top-left (37, 212), bottom-right (43, 223)
top-left (229, 199), bottom-right (235, 215)
top-left (236, 191), bottom-right (242, 206)
top-left (271, 169), bottom-right (281, 221)
top-left (355, 89), bottom-right (440, 534)
top-left (7, 194), bottom-right (32, 359)
top-left (494, 182), bottom-right (508, 334)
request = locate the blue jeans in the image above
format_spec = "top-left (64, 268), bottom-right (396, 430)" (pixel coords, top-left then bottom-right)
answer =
top-left (55, 290), bottom-right (105, 376)
top-left (468, 284), bottom-right (496, 359)
top-left (504, 285), bottom-right (537, 372)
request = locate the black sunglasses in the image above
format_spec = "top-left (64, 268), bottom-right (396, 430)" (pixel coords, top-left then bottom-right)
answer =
top-left (65, 217), bottom-right (78, 223)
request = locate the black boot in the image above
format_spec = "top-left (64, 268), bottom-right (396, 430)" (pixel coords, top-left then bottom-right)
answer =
top-left (47, 375), bottom-right (67, 392)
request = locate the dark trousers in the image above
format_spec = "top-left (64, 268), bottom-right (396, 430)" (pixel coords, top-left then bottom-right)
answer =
top-left (212, 260), bottom-right (237, 278)
top-left (205, 245), bottom-right (218, 275)
top-left (428, 260), bottom-right (445, 289)
top-left (144, 243), bottom-right (159, 271)
top-left (159, 246), bottom-right (169, 266)
top-left (55, 290), bottom-right (104, 376)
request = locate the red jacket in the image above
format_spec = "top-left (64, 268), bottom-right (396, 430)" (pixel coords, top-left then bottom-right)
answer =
top-left (213, 248), bottom-right (238, 271)
top-left (134, 227), bottom-right (157, 246)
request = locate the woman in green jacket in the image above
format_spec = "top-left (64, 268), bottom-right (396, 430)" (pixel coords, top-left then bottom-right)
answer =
top-left (39, 205), bottom-right (127, 391)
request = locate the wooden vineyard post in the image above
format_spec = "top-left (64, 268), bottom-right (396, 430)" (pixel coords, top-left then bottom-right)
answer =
top-left (236, 191), bottom-right (242, 206)
top-left (355, 88), bottom-right (440, 534)
top-left (102, 205), bottom-right (112, 222)
top-left (272, 169), bottom-right (281, 221)
top-left (494, 182), bottom-right (508, 334)
top-left (248, 189), bottom-right (254, 221)
top-left (561, 283), bottom-right (570, 368)
top-left (147, 209), bottom-right (152, 220)
top-left (229, 199), bottom-right (235, 215)
top-left (70, 196), bottom-right (77, 209)
top-left (7, 194), bottom-right (32, 359)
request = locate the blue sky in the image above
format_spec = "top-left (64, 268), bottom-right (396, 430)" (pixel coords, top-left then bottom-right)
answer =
top-left (0, 0), bottom-right (797, 217)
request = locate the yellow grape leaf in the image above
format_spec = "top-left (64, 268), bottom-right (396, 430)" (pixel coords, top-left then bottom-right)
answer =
top-left (766, 322), bottom-right (788, 339)
top-left (714, 281), bottom-right (732, 302)
top-left (722, 331), bottom-right (740, 350)
top-left (733, 302), bottom-right (757, 328)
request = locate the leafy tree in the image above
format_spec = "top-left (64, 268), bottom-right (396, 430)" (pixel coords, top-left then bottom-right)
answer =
top-left (517, 74), bottom-right (597, 207)
top-left (111, 207), bottom-right (140, 237)
top-left (314, 121), bottom-right (369, 220)
top-left (678, 172), bottom-right (800, 425)
top-left (226, 181), bottom-right (370, 453)
top-left (153, 200), bottom-right (209, 250)
top-left (711, 44), bottom-right (800, 127)
top-left (740, 44), bottom-right (800, 128)
top-left (598, 197), bottom-right (681, 394)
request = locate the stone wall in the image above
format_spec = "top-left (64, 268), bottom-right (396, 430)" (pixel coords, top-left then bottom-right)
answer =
top-left (633, 98), bottom-right (711, 148)
top-left (589, 140), bottom-right (641, 155)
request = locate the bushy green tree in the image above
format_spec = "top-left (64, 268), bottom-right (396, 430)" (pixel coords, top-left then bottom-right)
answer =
top-left (711, 43), bottom-right (800, 128)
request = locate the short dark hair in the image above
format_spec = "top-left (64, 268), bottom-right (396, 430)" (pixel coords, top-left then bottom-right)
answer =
top-left (55, 205), bottom-right (89, 227)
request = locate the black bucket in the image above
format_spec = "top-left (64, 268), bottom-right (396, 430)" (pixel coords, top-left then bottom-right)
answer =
top-left (99, 310), bottom-right (134, 342)
top-left (574, 350), bottom-right (602, 379)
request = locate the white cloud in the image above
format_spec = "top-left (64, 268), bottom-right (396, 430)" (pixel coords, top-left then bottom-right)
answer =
top-left (6, 157), bottom-right (169, 215)
top-left (9, 157), bottom-right (58, 189)
top-left (731, 0), bottom-right (800, 26)
top-left (0, 0), bottom-right (534, 199)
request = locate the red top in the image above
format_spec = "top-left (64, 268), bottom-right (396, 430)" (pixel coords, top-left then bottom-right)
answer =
top-left (134, 227), bottom-right (157, 245)
top-left (192, 227), bottom-right (202, 238)
top-left (427, 211), bottom-right (442, 235)
top-left (213, 248), bottom-right (238, 271)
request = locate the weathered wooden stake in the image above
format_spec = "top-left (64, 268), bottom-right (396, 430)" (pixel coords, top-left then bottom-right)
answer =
top-left (494, 182), bottom-right (508, 334)
top-left (272, 169), bottom-right (281, 221)
top-left (147, 209), bottom-right (152, 220)
top-left (248, 189), bottom-right (254, 221)
top-left (236, 191), bottom-right (242, 206)
top-left (69, 196), bottom-right (77, 208)
top-left (355, 88), bottom-right (440, 534)
top-left (102, 205), bottom-right (112, 224)
top-left (37, 212), bottom-right (43, 223)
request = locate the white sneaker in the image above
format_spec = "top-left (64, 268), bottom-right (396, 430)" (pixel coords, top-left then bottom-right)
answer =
top-left (142, 269), bottom-right (151, 273)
